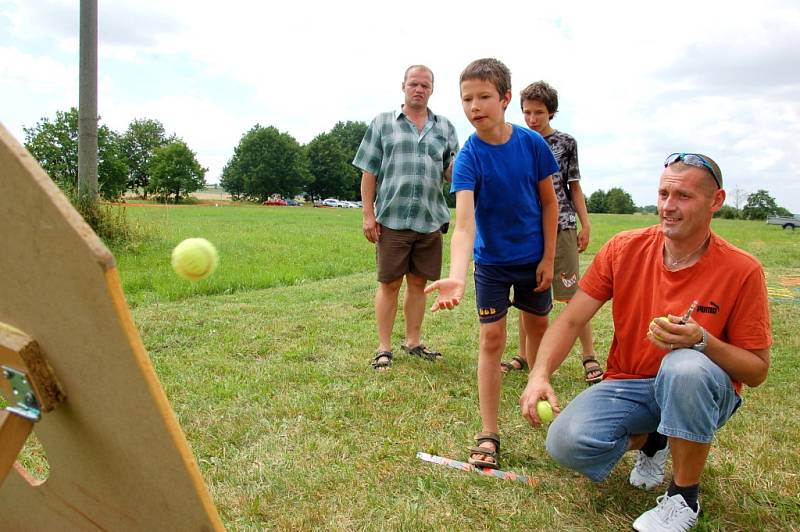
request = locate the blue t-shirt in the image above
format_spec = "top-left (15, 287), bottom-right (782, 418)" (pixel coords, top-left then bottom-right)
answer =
top-left (451, 125), bottom-right (559, 265)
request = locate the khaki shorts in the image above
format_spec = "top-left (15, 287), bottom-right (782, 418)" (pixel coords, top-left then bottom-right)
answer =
top-left (553, 229), bottom-right (580, 301)
top-left (376, 227), bottom-right (442, 283)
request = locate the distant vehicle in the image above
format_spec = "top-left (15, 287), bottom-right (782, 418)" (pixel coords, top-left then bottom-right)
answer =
top-left (340, 201), bottom-right (359, 208)
top-left (321, 198), bottom-right (341, 208)
top-left (263, 197), bottom-right (287, 206)
top-left (286, 199), bottom-right (301, 206)
top-left (766, 214), bottom-right (800, 229)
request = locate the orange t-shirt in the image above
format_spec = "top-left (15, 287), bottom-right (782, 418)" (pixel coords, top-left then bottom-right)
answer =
top-left (579, 225), bottom-right (772, 393)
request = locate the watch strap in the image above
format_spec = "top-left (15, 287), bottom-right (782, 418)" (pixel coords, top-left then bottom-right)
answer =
top-left (692, 327), bottom-right (708, 352)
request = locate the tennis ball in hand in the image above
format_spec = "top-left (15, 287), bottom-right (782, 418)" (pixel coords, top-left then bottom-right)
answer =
top-left (171, 238), bottom-right (218, 281)
top-left (649, 316), bottom-right (670, 341)
top-left (536, 400), bottom-right (554, 423)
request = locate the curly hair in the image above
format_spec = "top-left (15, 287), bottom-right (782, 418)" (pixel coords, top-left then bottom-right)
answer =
top-left (520, 81), bottom-right (558, 119)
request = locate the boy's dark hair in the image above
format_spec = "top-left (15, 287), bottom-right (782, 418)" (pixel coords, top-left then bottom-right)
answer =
top-left (459, 58), bottom-right (511, 97)
top-left (520, 81), bottom-right (558, 119)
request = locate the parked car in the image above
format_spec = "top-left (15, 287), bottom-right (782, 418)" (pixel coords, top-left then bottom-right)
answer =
top-left (340, 201), bottom-right (359, 208)
top-left (321, 198), bottom-right (341, 208)
top-left (766, 214), bottom-right (800, 229)
top-left (286, 199), bottom-right (301, 206)
top-left (263, 197), bottom-right (287, 206)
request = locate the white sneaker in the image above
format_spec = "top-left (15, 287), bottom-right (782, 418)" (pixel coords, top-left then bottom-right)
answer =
top-left (633, 493), bottom-right (699, 531)
top-left (630, 447), bottom-right (669, 490)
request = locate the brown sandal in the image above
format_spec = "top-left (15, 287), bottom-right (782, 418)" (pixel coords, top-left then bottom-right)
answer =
top-left (371, 351), bottom-right (393, 370)
top-left (501, 355), bottom-right (528, 373)
top-left (468, 431), bottom-right (500, 469)
top-left (582, 356), bottom-right (604, 384)
top-left (402, 343), bottom-right (442, 361)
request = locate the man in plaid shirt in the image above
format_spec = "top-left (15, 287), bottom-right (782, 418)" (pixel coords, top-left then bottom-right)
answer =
top-left (353, 65), bottom-right (459, 371)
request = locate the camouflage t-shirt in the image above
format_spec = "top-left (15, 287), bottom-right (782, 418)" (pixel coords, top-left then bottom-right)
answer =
top-left (544, 130), bottom-right (580, 231)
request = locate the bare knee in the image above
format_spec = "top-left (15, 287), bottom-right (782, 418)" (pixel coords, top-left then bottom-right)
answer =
top-left (404, 272), bottom-right (427, 292)
top-left (523, 313), bottom-right (548, 338)
top-left (480, 320), bottom-right (507, 357)
top-left (379, 278), bottom-right (403, 296)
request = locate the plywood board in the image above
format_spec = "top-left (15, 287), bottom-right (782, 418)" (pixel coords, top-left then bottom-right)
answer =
top-left (0, 123), bottom-right (224, 530)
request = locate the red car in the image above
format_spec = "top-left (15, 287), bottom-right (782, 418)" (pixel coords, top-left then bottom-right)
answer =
top-left (263, 198), bottom-right (287, 206)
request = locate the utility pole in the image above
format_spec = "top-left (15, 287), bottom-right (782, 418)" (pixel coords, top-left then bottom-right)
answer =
top-left (732, 186), bottom-right (749, 211)
top-left (78, 0), bottom-right (98, 199)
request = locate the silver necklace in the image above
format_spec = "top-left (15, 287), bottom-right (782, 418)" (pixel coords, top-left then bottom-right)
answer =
top-left (665, 234), bottom-right (710, 269)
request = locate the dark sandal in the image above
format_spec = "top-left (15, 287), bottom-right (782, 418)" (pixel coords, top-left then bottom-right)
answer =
top-left (582, 356), bottom-right (604, 384)
top-left (402, 343), bottom-right (441, 361)
top-left (501, 355), bottom-right (528, 373)
top-left (371, 350), bottom-right (393, 370)
top-left (468, 431), bottom-right (500, 470)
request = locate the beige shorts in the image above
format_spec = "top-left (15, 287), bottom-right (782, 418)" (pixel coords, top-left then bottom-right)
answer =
top-left (553, 229), bottom-right (580, 301)
top-left (376, 227), bottom-right (442, 283)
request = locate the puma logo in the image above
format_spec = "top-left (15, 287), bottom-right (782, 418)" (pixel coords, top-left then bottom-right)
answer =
top-left (561, 273), bottom-right (577, 288)
top-left (697, 301), bottom-right (719, 314)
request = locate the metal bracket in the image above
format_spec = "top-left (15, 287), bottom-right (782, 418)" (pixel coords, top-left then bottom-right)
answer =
top-left (2, 366), bottom-right (41, 421)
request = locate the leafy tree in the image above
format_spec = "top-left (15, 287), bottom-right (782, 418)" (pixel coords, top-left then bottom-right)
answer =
top-left (148, 141), bottom-right (206, 203)
top-left (330, 120), bottom-right (368, 153)
top-left (23, 107), bottom-right (128, 199)
top-left (120, 118), bottom-right (171, 198)
top-left (329, 120), bottom-right (368, 200)
top-left (587, 190), bottom-right (607, 213)
top-left (605, 187), bottom-right (637, 214)
top-left (305, 132), bottom-right (354, 200)
top-left (741, 189), bottom-right (779, 220)
top-left (714, 205), bottom-right (741, 219)
top-left (97, 128), bottom-right (129, 199)
top-left (221, 125), bottom-right (310, 202)
top-left (220, 159), bottom-right (245, 201)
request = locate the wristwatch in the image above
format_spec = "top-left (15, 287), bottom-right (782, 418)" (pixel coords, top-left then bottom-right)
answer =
top-left (692, 327), bottom-right (708, 352)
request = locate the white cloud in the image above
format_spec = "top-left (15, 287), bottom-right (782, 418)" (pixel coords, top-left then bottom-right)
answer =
top-left (2, 0), bottom-right (799, 211)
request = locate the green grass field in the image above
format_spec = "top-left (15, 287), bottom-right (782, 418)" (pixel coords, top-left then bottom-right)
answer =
top-left (30, 205), bottom-right (800, 529)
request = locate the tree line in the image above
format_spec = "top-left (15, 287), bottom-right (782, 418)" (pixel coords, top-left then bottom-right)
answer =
top-left (24, 109), bottom-right (789, 218)
top-left (220, 121), bottom-right (367, 203)
top-left (584, 187), bottom-right (788, 219)
top-left (23, 109), bottom-right (369, 204)
top-left (24, 108), bottom-right (206, 203)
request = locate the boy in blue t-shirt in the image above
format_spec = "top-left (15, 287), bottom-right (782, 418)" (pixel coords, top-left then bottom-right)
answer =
top-left (425, 58), bottom-right (559, 469)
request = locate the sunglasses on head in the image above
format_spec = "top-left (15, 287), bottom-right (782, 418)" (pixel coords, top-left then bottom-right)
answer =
top-left (664, 153), bottom-right (721, 189)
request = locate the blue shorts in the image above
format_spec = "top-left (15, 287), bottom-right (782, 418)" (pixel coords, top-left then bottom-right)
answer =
top-left (473, 262), bottom-right (552, 324)
top-left (545, 349), bottom-right (742, 482)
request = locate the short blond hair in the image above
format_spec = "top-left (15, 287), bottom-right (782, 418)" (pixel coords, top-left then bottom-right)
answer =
top-left (404, 65), bottom-right (434, 84)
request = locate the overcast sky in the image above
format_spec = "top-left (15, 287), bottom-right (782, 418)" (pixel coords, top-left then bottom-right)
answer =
top-left (2, 0), bottom-right (799, 212)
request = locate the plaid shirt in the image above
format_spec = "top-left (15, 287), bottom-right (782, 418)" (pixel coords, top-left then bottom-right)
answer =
top-left (353, 107), bottom-right (459, 233)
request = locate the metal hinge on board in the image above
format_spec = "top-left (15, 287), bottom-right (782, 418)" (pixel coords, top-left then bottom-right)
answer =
top-left (2, 366), bottom-right (41, 421)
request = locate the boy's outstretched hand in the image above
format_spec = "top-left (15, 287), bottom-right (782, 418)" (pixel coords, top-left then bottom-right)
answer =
top-left (424, 278), bottom-right (465, 312)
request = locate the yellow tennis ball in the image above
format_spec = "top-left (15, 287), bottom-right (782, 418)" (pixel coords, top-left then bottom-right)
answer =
top-left (536, 400), bottom-right (554, 423)
top-left (171, 238), bottom-right (218, 281)
top-left (650, 316), bottom-right (669, 341)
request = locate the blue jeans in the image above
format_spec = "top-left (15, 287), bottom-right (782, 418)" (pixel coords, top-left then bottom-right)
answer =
top-left (545, 349), bottom-right (741, 482)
